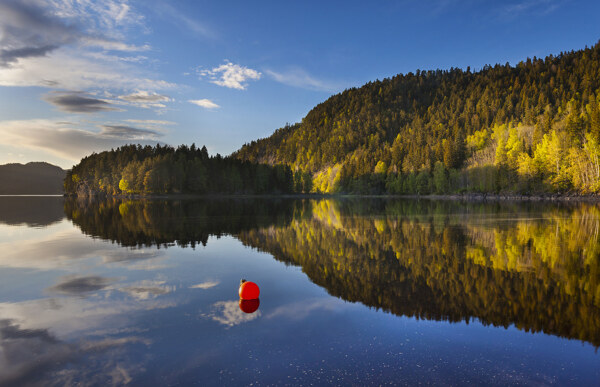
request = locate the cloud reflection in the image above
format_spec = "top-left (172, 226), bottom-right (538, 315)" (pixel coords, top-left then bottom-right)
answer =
top-left (202, 300), bottom-right (261, 327)
top-left (48, 275), bottom-right (114, 296)
top-left (190, 280), bottom-right (220, 289)
top-left (266, 298), bottom-right (345, 321)
top-left (0, 319), bottom-right (150, 386)
top-left (0, 226), bottom-right (168, 271)
top-left (119, 280), bottom-right (174, 300)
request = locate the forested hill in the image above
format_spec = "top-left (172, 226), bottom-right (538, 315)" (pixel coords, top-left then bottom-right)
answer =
top-left (0, 162), bottom-right (65, 195)
top-left (234, 41), bottom-right (600, 194)
top-left (64, 144), bottom-right (300, 196)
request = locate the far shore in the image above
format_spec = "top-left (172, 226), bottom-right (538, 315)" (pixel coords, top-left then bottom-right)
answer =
top-left (62, 192), bottom-right (600, 203)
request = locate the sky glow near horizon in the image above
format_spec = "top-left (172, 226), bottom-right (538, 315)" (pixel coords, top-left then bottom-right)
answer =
top-left (0, 0), bottom-right (599, 169)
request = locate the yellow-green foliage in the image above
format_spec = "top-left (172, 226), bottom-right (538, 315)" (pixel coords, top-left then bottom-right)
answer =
top-left (312, 164), bottom-right (342, 193)
top-left (466, 128), bottom-right (489, 151)
top-left (234, 43), bottom-right (600, 195)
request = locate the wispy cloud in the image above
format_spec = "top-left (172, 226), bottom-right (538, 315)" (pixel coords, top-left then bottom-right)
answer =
top-left (197, 62), bottom-right (261, 90)
top-left (156, 2), bottom-right (214, 39)
top-left (0, 119), bottom-right (164, 162)
top-left (100, 125), bottom-right (161, 139)
top-left (0, 47), bottom-right (174, 90)
top-left (498, 0), bottom-right (561, 19)
top-left (124, 119), bottom-right (176, 126)
top-left (118, 91), bottom-right (170, 104)
top-left (44, 92), bottom-right (119, 113)
top-left (189, 99), bottom-right (220, 109)
top-left (118, 90), bottom-right (171, 109)
top-left (80, 37), bottom-right (150, 52)
top-left (266, 68), bottom-right (341, 92)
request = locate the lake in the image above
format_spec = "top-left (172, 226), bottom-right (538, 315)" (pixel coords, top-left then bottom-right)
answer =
top-left (0, 196), bottom-right (598, 385)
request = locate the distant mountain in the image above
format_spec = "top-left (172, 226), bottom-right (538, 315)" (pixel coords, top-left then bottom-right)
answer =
top-left (0, 162), bottom-right (66, 195)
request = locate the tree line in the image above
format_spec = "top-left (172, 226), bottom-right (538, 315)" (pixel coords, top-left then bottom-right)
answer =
top-left (64, 144), bottom-right (313, 196)
top-left (235, 41), bottom-right (600, 194)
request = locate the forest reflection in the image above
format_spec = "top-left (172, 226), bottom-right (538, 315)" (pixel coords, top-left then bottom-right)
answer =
top-left (65, 198), bottom-right (600, 346)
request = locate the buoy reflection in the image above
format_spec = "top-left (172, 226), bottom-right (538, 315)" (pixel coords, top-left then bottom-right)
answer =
top-left (239, 298), bottom-right (260, 314)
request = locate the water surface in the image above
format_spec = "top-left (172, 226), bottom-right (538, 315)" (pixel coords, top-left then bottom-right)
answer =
top-left (0, 197), bottom-right (599, 385)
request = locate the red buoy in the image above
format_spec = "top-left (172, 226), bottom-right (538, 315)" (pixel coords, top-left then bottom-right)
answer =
top-left (239, 298), bottom-right (260, 313)
top-left (239, 279), bottom-right (260, 300)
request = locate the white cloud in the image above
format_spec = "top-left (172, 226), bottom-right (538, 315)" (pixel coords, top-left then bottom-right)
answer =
top-left (48, 0), bottom-right (146, 38)
top-left (266, 68), bottom-right (341, 92)
top-left (197, 62), bottom-right (261, 90)
top-left (0, 0), bottom-right (147, 67)
top-left (189, 99), bottom-right (220, 109)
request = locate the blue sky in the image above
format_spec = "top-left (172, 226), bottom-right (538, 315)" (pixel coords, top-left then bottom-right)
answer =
top-left (0, 0), bottom-right (599, 169)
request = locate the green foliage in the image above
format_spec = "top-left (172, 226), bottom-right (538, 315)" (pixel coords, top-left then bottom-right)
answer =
top-left (432, 161), bottom-right (447, 193)
top-left (65, 144), bottom-right (303, 196)
top-left (235, 42), bottom-right (600, 195)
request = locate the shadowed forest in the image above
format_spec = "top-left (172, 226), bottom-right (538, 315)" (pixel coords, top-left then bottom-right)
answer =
top-left (64, 145), bottom-right (306, 196)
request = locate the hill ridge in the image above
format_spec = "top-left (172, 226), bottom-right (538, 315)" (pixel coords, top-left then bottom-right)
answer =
top-left (0, 162), bottom-right (66, 195)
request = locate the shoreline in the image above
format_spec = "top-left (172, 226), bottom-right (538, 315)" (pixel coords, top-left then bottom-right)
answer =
top-left (63, 192), bottom-right (600, 203)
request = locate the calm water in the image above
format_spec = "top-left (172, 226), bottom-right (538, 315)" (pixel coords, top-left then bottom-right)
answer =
top-left (0, 196), bottom-right (599, 386)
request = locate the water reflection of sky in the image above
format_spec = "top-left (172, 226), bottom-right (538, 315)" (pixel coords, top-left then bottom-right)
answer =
top-left (0, 202), bottom-right (598, 385)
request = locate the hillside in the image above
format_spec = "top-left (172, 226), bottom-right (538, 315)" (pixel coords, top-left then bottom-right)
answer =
top-left (234, 41), bottom-right (600, 194)
top-left (0, 162), bottom-right (66, 195)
